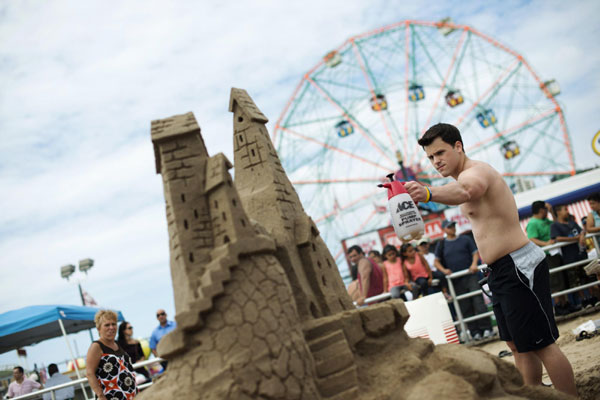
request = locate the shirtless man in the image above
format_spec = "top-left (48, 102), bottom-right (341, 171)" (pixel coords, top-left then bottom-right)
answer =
top-left (404, 123), bottom-right (576, 397)
top-left (347, 245), bottom-right (385, 306)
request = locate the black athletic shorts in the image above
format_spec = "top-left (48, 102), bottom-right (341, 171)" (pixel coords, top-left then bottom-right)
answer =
top-left (487, 242), bottom-right (559, 353)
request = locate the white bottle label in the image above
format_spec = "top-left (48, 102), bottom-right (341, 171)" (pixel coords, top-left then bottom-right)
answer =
top-left (388, 193), bottom-right (425, 241)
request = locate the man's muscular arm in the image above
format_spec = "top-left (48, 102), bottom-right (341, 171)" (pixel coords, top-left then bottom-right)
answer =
top-left (356, 258), bottom-right (372, 306)
top-left (553, 235), bottom-right (580, 243)
top-left (530, 237), bottom-right (554, 247)
top-left (381, 266), bottom-right (389, 293)
top-left (468, 251), bottom-right (479, 274)
top-left (404, 166), bottom-right (489, 205)
top-left (586, 212), bottom-right (600, 233)
top-left (434, 258), bottom-right (451, 275)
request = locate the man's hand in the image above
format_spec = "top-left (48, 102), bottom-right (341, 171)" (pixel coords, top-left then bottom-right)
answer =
top-left (356, 296), bottom-right (365, 306)
top-left (404, 181), bottom-right (427, 203)
top-left (468, 265), bottom-right (479, 274)
top-left (580, 228), bottom-right (587, 245)
top-left (440, 267), bottom-right (452, 275)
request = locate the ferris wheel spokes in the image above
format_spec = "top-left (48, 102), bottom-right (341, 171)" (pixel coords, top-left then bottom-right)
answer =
top-left (420, 29), bottom-right (468, 139)
top-left (353, 208), bottom-right (378, 236)
top-left (411, 59), bottom-right (523, 168)
top-left (305, 76), bottom-right (397, 166)
top-left (292, 178), bottom-right (384, 185)
top-left (350, 39), bottom-right (398, 154)
top-left (466, 108), bottom-right (557, 154)
top-left (280, 126), bottom-right (394, 172)
top-left (314, 189), bottom-right (382, 224)
top-left (454, 59), bottom-right (521, 127)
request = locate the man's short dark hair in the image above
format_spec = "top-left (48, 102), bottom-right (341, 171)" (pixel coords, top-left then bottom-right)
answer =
top-left (531, 201), bottom-right (546, 215)
top-left (418, 123), bottom-right (464, 151)
top-left (588, 192), bottom-right (600, 202)
top-left (48, 364), bottom-right (59, 376)
top-left (14, 366), bottom-right (24, 373)
top-left (347, 245), bottom-right (363, 255)
top-left (553, 204), bottom-right (566, 215)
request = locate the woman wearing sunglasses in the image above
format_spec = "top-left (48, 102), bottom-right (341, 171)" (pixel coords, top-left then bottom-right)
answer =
top-left (117, 321), bottom-right (151, 383)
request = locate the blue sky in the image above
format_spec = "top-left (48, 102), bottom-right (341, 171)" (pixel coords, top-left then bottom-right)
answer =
top-left (1, 0), bottom-right (599, 370)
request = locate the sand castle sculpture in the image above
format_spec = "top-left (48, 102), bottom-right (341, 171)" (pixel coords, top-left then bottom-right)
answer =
top-left (139, 89), bottom-right (571, 400)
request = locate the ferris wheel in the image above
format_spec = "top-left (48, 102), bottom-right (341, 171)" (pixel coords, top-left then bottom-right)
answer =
top-left (272, 19), bottom-right (577, 271)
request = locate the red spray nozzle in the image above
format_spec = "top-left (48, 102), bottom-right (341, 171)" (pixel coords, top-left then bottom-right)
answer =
top-left (378, 180), bottom-right (407, 200)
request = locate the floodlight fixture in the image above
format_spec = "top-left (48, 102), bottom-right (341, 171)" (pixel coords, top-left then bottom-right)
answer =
top-left (61, 264), bottom-right (76, 280)
top-left (79, 258), bottom-right (94, 274)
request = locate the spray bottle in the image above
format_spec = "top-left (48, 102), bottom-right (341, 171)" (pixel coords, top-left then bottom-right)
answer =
top-left (378, 173), bottom-right (425, 241)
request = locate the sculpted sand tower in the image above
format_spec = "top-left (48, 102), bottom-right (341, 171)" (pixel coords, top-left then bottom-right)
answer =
top-left (230, 88), bottom-right (353, 319)
top-left (139, 89), bottom-right (573, 400)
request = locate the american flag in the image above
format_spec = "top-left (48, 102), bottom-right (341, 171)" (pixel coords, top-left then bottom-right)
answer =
top-left (82, 289), bottom-right (98, 306)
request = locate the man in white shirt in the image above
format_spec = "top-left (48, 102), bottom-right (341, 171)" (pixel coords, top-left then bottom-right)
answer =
top-left (42, 364), bottom-right (74, 400)
top-left (417, 236), bottom-right (451, 301)
top-left (417, 236), bottom-right (436, 269)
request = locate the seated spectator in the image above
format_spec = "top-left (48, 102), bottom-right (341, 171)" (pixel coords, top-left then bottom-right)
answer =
top-left (7, 366), bottom-right (42, 398)
top-left (382, 244), bottom-right (414, 301)
top-left (368, 250), bottom-right (384, 267)
top-left (400, 243), bottom-right (433, 297)
top-left (42, 364), bottom-right (73, 400)
top-left (347, 245), bottom-right (385, 305)
top-left (418, 237), bottom-right (451, 300)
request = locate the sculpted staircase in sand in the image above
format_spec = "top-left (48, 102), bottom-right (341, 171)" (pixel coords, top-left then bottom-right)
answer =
top-left (138, 89), bottom-right (572, 400)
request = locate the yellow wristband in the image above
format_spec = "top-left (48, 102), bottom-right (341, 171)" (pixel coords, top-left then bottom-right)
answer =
top-left (424, 186), bottom-right (431, 203)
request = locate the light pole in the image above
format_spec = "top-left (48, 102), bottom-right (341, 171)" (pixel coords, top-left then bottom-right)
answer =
top-left (61, 258), bottom-right (95, 342)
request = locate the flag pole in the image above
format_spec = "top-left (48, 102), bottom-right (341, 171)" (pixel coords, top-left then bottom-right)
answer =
top-left (78, 281), bottom-right (94, 342)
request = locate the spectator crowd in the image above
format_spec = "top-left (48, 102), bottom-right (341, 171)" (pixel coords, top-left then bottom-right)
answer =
top-left (346, 192), bottom-right (600, 342)
top-left (3, 309), bottom-right (176, 399)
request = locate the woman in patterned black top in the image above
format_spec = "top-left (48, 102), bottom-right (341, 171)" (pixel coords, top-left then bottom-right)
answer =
top-left (86, 310), bottom-right (137, 400)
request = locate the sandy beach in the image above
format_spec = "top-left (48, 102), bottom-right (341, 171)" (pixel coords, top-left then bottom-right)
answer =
top-left (479, 309), bottom-right (600, 400)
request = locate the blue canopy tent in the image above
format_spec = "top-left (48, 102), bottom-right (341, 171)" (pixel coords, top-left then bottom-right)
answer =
top-left (0, 305), bottom-right (124, 354)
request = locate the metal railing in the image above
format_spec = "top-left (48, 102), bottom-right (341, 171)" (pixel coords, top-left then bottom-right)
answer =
top-left (446, 232), bottom-right (600, 343)
top-left (9, 358), bottom-right (164, 400)
top-left (358, 232), bottom-right (600, 344)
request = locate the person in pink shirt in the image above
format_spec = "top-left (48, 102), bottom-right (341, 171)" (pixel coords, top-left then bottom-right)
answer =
top-left (400, 243), bottom-right (433, 297)
top-left (7, 366), bottom-right (42, 398)
top-left (382, 244), bottom-right (413, 300)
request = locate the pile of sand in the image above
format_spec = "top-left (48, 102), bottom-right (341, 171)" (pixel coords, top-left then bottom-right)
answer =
top-left (480, 310), bottom-right (600, 400)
